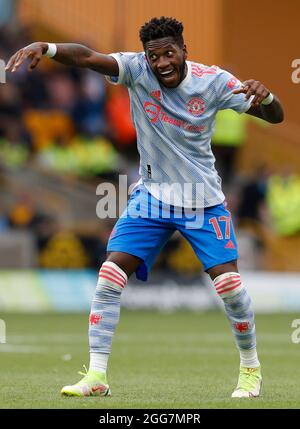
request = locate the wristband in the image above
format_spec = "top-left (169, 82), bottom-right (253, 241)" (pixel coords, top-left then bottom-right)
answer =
top-left (44, 43), bottom-right (57, 58)
top-left (261, 92), bottom-right (274, 105)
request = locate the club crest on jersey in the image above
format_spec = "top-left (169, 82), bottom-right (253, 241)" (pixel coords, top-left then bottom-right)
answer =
top-left (144, 102), bottom-right (161, 123)
top-left (187, 97), bottom-right (206, 116)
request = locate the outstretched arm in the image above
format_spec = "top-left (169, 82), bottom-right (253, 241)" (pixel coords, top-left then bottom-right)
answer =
top-left (233, 79), bottom-right (284, 124)
top-left (5, 42), bottom-right (119, 76)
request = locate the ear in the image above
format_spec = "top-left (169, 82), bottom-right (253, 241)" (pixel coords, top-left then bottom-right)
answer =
top-left (183, 44), bottom-right (188, 60)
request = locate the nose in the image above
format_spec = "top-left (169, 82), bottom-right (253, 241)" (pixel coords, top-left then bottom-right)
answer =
top-left (157, 56), bottom-right (170, 71)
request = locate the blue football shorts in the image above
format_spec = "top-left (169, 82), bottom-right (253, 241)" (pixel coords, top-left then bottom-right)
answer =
top-left (107, 184), bottom-right (238, 281)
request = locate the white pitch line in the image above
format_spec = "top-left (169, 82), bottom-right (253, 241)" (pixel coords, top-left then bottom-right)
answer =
top-left (7, 332), bottom-right (291, 342)
top-left (8, 334), bottom-right (86, 344)
top-left (0, 344), bottom-right (48, 353)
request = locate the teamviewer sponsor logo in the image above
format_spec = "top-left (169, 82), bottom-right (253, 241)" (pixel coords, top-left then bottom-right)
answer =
top-left (0, 59), bottom-right (6, 83)
top-left (143, 101), bottom-right (207, 133)
top-left (144, 102), bottom-right (161, 123)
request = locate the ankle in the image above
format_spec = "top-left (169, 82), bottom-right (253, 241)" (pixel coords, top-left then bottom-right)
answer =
top-left (239, 348), bottom-right (260, 368)
top-left (89, 352), bottom-right (109, 374)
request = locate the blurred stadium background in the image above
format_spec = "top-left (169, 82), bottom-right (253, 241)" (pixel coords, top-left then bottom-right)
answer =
top-left (1, 0), bottom-right (300, 408)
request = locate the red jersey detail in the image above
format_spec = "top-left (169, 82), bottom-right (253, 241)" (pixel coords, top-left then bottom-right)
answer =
top-left (226, 77), bottom-right (238, 89)
top-left (225, 240), bottom-right (236, 249)
top-left (191, 64), bottom-right (218, 78)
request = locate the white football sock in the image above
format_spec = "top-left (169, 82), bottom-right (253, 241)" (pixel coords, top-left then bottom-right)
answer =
top-left (239, 348), bottom-right (260, 368)
top-left (89, 352), bottom-right (109, 374)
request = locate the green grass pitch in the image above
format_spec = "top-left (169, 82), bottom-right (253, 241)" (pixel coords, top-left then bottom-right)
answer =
top-left (0, 311), bottom-right (299, 408)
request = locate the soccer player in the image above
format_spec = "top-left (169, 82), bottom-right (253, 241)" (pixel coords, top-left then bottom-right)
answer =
top-left (6, 17), bottom-right (284, 399)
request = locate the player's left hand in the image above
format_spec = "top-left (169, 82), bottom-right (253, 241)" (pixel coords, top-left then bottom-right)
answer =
top-left (232, 79), bottom-right (270, 107)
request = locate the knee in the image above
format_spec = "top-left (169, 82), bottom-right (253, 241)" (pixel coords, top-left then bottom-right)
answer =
top-left (213, 272), bottom-right (244, 299)
top-left (97, 261), bottom-right (128, 292)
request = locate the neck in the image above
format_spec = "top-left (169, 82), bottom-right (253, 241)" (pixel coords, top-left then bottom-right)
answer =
top-left (180, 62), bottom-right (187, 83)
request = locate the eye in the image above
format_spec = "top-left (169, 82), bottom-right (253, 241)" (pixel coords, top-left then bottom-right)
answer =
top-left (149, 54), bottom-right (157, 61)
top-left (167, 51), bottom-right (173, 57)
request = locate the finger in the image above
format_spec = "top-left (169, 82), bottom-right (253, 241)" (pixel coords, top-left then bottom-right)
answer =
top-left (232, 85), bottom-right (249, 95)
top-left (242, 79), bottom-right (255, 88)
top-left (11, 50), bottom-right (28, 72)
top-left (232, 87), bottom-right (246, 94)
top-left (28, 54), bottom-right (41, 70)
top-left (253, 88), bottom-right (270, 106)
top-left (244, 82), bottom-right (260, 100)
top-left (259, 90), bottom-right (270, 105)
top-left (5, 50), bottom-right (22, 71)
top-left (5, 54), bottom-right (18, 71)
top-left (240, 80), bottom-right (255, 99)
top-left (251, 95), bottom-right (260, 107)
top-left (252, 88), bottom-right (268, 105)
top-left (244, 89), bottom-right (253, 100)
top-left (254, 94), bottom-right (262, 106)
top-left (13, 49), bottom-right (37, 72)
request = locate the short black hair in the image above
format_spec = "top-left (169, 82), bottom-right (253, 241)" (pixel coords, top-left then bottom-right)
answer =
top-left (139, 17), bottom-right (184, 48)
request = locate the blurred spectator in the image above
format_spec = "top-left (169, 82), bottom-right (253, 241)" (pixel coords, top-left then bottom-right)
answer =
top-left (38, 231), bottom-right (90, 269)
top-left (0, 203), bottom-right (9, 233)
top-left (212, 109), bottom-right (247, 186)
top-left (8, 192), bottom-right (45, 231)
top-left (23, 110), bottom-right (75, 150)
top-left (0, 22), bottom-right (136, 172)
top-left (267, 170), bottom-right (300, 236)
top-left (167, 235), bottom-right (203, 277)
top-left (36, 136), bottom-right (120, 177)
top-left (18, 68), bottom-right (49, 110)
top-left (106, 86), bottom-right (137, 157)
top-left (212, 110), bottom-right (268, 188)
top-left (237, 165), bottom-right (270, 225)
top-left (46, 71), bottom-right (77, 111)
top-left (0, 0), bottom-right (16, 28)
top-left (72, 70), bottom-right (108, 137)
top-left (0, 81), bottom-right (24, 144)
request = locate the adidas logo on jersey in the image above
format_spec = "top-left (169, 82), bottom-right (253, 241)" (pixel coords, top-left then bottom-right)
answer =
top-left (150, 90), bottom-right (161, 101)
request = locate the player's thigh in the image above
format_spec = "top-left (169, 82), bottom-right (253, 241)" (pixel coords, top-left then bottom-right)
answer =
top-left (206, 260), bottom-right (238, 280)
top-left (178, 202), bottom-right (239, 273)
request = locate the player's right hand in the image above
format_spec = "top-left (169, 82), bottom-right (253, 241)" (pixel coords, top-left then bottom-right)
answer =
top-left (5, 42), bottom-right (48, 73)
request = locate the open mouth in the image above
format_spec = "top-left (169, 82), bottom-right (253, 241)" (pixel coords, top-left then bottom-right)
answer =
top-left (158, 69), bottom-right (176, 83)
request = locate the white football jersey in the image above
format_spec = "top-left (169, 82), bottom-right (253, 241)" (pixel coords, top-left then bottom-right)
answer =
top-left (106, 52), bottom-right (251, 208)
